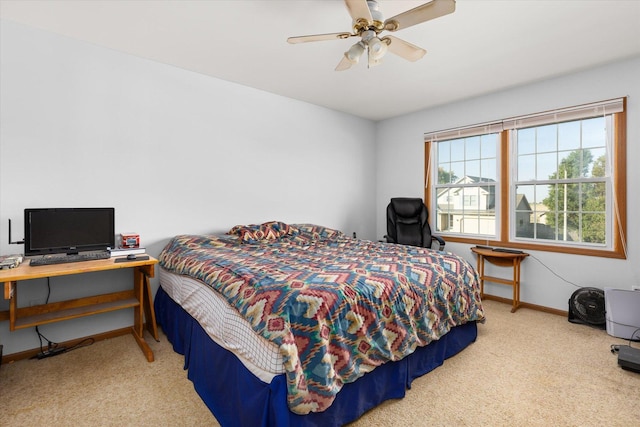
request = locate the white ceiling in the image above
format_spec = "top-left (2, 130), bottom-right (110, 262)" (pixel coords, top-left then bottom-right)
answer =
top-left (1, 0), bottom-right (639, 121)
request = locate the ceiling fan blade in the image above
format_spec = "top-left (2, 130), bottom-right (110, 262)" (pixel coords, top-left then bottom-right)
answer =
top-left (344, 0), bottom-right (373, 26)
top-left (383, 0), bottom-right (456, 32)
top-left (287, 32), bottom-right (354, 44)
top-left (382, 35), bottom-right (426, 62)
top-left (335, 55), bottom-right (355, 71)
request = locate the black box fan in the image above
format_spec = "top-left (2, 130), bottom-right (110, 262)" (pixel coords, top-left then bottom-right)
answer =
top-left (568, 287), bottom-right (606, 329)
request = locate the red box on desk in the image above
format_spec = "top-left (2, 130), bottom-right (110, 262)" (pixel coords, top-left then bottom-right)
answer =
top-left (120, 233), bottom-right (140, 248)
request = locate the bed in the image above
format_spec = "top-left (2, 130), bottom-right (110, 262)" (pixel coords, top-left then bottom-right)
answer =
top-left (154, 222), bottom-right (485, 426)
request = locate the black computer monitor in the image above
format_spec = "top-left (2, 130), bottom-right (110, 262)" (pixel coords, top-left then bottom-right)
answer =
top-left (24, 208), bottom-right (115, 256)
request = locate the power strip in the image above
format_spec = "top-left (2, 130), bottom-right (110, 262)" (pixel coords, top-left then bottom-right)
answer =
top-left (36, 347), bottom-right (66, 359)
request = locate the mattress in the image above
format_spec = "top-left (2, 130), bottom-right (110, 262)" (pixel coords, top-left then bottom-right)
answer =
top-left (159, 267), bottom-right (283, 382)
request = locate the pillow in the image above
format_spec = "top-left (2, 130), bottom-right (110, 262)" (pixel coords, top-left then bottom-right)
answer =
top-left (292, 224), bottom-right (345, 240)
top-left (227, 221), bottom-right (299, 244)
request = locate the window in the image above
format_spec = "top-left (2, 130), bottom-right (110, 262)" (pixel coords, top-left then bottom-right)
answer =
top-left (513, 117), bottom-right (610, 245)
top-left (429, 129), bottom-right (500, 237)
top-left (425, 98), bottom-right (627, 258)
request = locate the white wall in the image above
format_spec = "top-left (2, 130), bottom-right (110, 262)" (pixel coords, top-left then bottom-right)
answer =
top-left (0, 20), bottom-right (376, 354)
top-left (376, 56), bottom-right (640, 311)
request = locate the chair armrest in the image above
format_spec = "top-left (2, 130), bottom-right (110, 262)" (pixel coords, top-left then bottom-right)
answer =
top-left (431, 235), bottom-right (445, 251)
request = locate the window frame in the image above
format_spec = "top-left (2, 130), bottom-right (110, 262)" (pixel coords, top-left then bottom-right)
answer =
top-left (424, 98), bottom-right (627, 259)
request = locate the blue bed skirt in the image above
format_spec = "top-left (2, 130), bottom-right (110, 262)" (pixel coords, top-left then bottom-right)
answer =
top-left (154, 285), bottom-right (477, 427)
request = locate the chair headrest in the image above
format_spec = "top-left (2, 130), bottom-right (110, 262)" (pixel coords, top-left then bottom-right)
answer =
top-left (390, 198), bottom-right (424, 218)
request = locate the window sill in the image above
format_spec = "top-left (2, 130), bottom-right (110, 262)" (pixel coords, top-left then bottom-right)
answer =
top-left (442, 235), bottom-right (626, 259)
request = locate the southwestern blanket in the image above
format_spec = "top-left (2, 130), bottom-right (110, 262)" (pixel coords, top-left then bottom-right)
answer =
top-left (158, 224), bottom-right (485, 415)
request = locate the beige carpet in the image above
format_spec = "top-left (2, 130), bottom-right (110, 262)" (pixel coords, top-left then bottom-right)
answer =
top-left (1, 300), bottom-right (638, 426)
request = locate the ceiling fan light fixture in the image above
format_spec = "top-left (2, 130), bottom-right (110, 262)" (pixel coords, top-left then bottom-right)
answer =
top-left (346, 41), bottom-right (366, 62)
top-left (367, 36), bottom-right (387, 60)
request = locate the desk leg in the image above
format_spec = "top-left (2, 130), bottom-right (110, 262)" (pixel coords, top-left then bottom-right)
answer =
top-left (142, 272), bottom-right (159, 341)
top-left (7, 281), bottom-right (17, 331)
top-left (132, 268), bottom-right (154, 362)
top-left (511, 258), bottom-right (520, 313)
top-left (476, 255), bottom-right (485, 298)
top-left (4, 280), bottom-right (15, 300)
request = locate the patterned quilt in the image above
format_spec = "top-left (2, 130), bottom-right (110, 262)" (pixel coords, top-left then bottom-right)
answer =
top-left (159, 223), bottom-right (485, 415)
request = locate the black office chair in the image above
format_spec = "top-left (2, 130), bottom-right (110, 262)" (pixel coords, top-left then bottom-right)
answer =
top-left (385, 197), bottom-right (445, 250)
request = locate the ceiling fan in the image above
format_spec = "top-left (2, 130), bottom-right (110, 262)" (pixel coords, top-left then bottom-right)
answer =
top-left (287, 0), bottom-right (456, 71)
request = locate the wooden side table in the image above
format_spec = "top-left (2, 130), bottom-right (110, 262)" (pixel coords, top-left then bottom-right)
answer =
top-left (471, 247), bottom-right (529, 313)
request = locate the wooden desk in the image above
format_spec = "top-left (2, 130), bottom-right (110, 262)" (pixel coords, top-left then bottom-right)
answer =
top-left (0, 256), bottom-right (159, 362)
top-left (470, 247), bottom-right (529, 313)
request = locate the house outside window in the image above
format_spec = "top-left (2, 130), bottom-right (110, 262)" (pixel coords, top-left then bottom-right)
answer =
top-left (425, 98), bottom-right (627, 258)
top-left (428, 124), bottom-right (501, 238)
